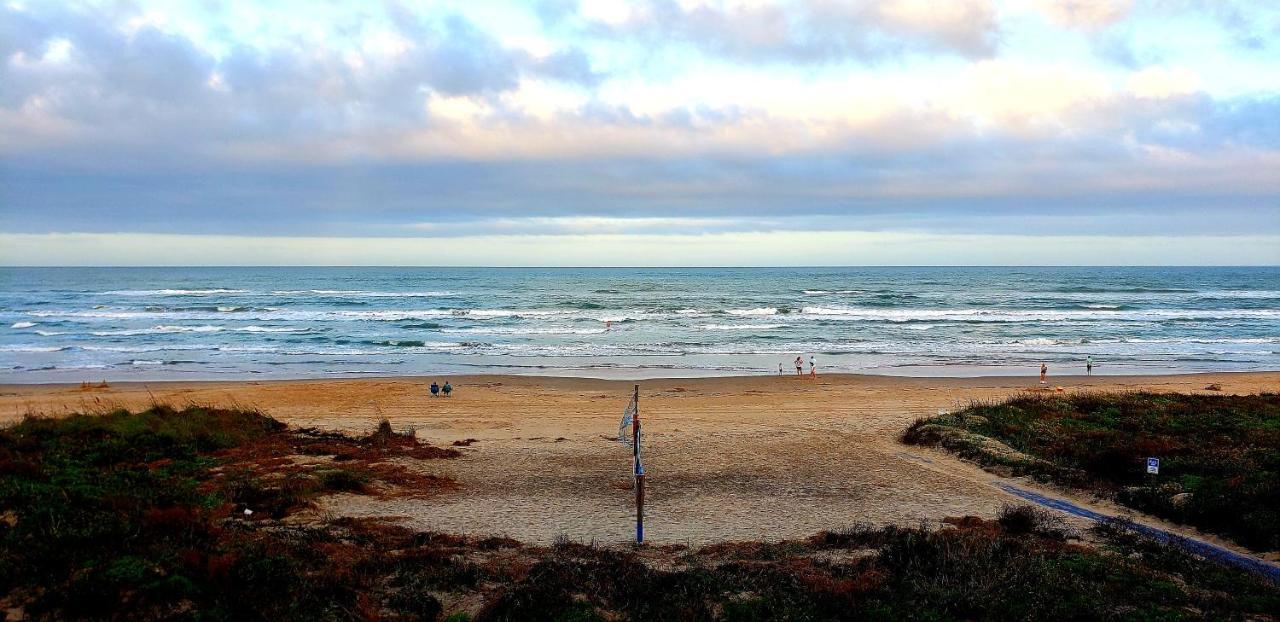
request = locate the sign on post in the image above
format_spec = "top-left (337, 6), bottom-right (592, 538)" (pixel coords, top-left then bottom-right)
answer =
top-left (1146, 457), bottom-right (1160, 474)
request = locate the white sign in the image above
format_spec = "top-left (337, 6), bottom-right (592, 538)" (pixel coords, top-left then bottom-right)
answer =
top-left (1146, 458), bottom-right (1160, 474)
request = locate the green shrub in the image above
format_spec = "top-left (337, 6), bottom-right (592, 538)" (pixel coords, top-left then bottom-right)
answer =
top-left (904, 392), bottom-right (1280, 551)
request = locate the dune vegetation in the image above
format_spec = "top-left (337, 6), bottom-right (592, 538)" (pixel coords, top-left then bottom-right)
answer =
top-left (903, 391), bottom-right (1280, 552)
top-left (0, 405), bottom-right (1276, 620)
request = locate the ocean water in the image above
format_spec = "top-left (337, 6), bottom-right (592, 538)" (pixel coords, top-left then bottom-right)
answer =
top-left (1, 267), bottom-right (1277, 382)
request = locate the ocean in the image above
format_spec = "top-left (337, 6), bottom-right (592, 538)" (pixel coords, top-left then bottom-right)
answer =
top-left (1, 266), bottom-right (1277, 382)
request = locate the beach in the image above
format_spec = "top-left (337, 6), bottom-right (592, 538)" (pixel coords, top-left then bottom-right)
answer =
top-left (4, 370), bottom-right (1276, 547)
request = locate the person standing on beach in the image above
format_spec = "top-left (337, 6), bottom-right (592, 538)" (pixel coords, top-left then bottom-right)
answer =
top-left (778, 363), bottom-right (783, 375)
top-left (809, 355), bottom-right (816, 380)
top-left (1040, 363), bottom-right (1048, 384)
top-left (795, 356), bottom-right (803, 376)
top-left (1086, 356), bottom-right (1093, 374)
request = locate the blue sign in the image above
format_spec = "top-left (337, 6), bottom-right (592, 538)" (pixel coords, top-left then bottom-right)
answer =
top-left (1146, 458), bottom-right (1160, 474)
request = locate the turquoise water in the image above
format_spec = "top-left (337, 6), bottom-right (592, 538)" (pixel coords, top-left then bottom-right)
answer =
top-left (1, 267), bottom-right (1277, 381)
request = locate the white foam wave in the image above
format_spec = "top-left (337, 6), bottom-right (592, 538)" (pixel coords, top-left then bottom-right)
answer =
top-left (700, 323), bottom-right (789, 330)
top-left (798, 306), bottom-right (1280, 322)
top-left (271, 289), bottom-right (459, 297)
top-left (727, 307), bottom-right (778, 316)
top-left (10, 321), bottom-right (36, 329)
top-left (106, 289), bottom-right (248, 296)
top-left (442, 327), bottom-right (608, 335)
top-left (0, 345), bottom-right (67, 352)
top-left (802, 290), bottom-right (863, 295)
top-left (80, 344), bottom-right (213, 353)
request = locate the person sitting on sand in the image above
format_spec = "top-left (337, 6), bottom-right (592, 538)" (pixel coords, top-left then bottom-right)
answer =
top-left (795, 356), bottom-right (803, 376)
top-left (1040, 363), bottom-right (1048, 384)
top-left (430, 381), bottom-right (440, 397)
top-left (443, 381), bottom-right (453, 397)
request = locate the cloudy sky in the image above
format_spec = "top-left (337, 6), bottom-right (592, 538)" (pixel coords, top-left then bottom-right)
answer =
top-left (1, 0), bottom-right (1277, 265)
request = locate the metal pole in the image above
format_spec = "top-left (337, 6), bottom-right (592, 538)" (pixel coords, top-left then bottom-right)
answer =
top-left (633, 384), bottom-right (644, 543)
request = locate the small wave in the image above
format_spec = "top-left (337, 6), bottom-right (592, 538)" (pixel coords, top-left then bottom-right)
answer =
top-left (727, 307), bottom-right (779, 316)
top-left (273, 289), bottom-right (361, 295)
top-left (700, 323), bottom-right (789, 330)
top-left (400, 322), bottom-right (444, 329)
top-left (106, 289), bottom-right (249, 296)
top-left (90, 325), bottom-right (304, 336)
top-left (271, 289), bottom-right (459, 297)
top-left (10, 321), bottom-right (36, 329)
top-left (0, 345), bottom-right (71, 352)
top-left (34, 330), bottom-right (66, 336)
top-left (154, 325), bottom-right (223, 333)
top-left (442, 326), bottom-right (608, 335)
top-left (1018, 338), bottom-right (1068, 346)
top-left (1049, 286), bottom-right (1196, 294)
top-left (367, 340), bottom-right (427, 347)
top-left (80, 345), bottom-right (212, 353)
top-left (802, 290), bottom-right (863, 295)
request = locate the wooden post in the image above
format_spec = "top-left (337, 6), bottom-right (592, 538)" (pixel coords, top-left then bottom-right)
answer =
top-left (633, 384), bottom-right (644, 543)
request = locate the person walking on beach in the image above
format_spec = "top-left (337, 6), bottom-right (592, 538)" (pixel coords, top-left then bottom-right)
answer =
top-left (443, 380), bottom-right (453, 397)
top-left (1086, 356), bottom-right (1093, 374)
top-left (778, 363), bottom-right (784, 375)
top-left (809, 355), bottom-right (816, 380)
top-left (1040, 363), bottom-right (1048, 384)
top-left (430, 381), bottom-right (440, 397)
top-left (795, 356), bottom-right (803, 376)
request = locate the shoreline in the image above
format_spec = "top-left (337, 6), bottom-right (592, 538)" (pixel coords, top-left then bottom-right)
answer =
top-left (4, 368), bottom-right (1279, 390)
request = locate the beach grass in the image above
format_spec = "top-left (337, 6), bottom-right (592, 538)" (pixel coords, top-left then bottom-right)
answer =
top-left (903, 391), bottom-right (1280, 551)
top-left (2, 405), bottom-right (1278, 620)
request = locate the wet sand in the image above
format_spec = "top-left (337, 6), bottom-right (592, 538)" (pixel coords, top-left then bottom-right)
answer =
top-left (2, 371), bottom-right (1277, 546)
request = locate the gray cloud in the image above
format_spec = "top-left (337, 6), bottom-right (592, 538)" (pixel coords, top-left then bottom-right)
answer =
top-left (0, 2), bottom-right (600, 156)
top-left (0, 1), bottom-right (1276, 248)
top-left (578, 0), bottom-right (1000, 63)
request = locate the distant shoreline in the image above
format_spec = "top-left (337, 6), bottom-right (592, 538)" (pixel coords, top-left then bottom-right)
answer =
top-left (4, 368), bottom-right (1278, 390)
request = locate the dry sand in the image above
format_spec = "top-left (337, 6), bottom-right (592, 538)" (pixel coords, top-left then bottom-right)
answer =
top-left (2, 371), bottom-right (1277, 547)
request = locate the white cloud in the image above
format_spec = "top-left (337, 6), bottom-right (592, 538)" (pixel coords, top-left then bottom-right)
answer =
top-left (1126, 65), bottom-right (1201, 99)
top-left (1034, 0), bottom-right (1134, 29)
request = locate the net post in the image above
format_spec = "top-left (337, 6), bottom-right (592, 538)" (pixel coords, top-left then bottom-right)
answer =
top-left (634, 384), bottom-right (643, 543)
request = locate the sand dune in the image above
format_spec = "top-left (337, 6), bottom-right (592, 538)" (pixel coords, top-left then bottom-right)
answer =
top-left (2, 371), bottom-right (1277, 546)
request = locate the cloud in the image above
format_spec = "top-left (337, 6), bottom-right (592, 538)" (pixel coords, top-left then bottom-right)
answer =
top-left (578, 0), bottom-right (1000, 63)
top-left (1035, 0), bottom-right (1135, 29)
top-left (2, 231), bottom-right (1276, 266)
top-left (0, 2), bottom-right (599, 157)
top-left (0, 0), bottom-right (1277, 267)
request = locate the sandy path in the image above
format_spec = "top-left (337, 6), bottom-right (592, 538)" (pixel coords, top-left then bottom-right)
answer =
top-left (3, 371), bottom-right (1277, 547)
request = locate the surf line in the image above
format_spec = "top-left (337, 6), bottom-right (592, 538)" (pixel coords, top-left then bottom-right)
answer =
top-left (996, 483), bottom-right (1280, 583)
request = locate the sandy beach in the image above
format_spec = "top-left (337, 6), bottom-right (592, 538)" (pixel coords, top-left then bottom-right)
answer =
top-left (3, 371), bottom-right (1277, 547)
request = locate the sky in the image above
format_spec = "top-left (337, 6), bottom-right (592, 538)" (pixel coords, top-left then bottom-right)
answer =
top-left (0, 0), bottom-right (1277, 266)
